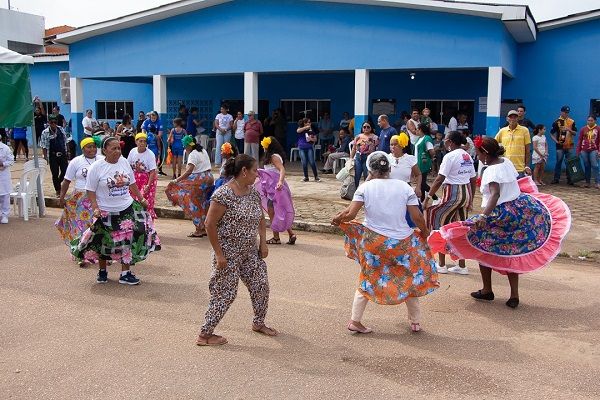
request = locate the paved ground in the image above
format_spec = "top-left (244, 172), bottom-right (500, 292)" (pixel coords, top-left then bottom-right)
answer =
top-left (1, 209), bottom-right (599, 399)
top-left (11, 155), bottom-right (600, 259)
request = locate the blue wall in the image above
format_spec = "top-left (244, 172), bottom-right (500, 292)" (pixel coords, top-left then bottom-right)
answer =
top-left (504, 19), bottom-right (600, 170)
top-left (69, 0), bottom-right (517, 78)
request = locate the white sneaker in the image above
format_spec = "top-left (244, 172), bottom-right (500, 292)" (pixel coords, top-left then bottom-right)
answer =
top-left (448, 265), bottom-right (469, 275)
top-left (0, 216), bottom-right (8, 224)
top-left (436, 264), bottom-right (448, 274)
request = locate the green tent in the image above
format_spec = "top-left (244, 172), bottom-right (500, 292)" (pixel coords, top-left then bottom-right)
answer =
top-left (0, 46), bottom-right (34, 127)
top-left (0, 46), bottom-right (45, 216)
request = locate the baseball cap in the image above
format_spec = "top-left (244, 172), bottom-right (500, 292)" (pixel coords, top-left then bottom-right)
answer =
top-left (507, 110), bottom-right (519, 117)
top-left (560, 105), bottom-right (570, 113)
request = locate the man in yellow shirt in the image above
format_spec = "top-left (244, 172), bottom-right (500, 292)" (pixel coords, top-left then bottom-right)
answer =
top-left (495, 110), bottom-right (531, 176)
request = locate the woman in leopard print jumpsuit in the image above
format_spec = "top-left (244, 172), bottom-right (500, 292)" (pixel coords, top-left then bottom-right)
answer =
top-left (197, 154), bottom-right (278, 346)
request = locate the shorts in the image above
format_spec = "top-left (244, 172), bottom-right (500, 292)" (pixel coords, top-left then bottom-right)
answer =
top-left (171, 146), bottom-right (183, 156)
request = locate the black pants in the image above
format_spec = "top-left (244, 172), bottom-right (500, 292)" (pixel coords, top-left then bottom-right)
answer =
top-left (49, 153), bottom-right (68, 193)
top-left (67, 141), bottom-right (76, 160)
top-left (13, 139), bottom-right (28, 158)
top-left (420, 170), bottom-right (438, 202)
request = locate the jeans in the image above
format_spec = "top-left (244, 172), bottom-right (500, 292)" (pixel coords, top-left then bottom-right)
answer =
top-left (299, 147), bottom-right (318, 179)
top-left (553, 148), bottom-right (574, 183)
top-left (354, 153), bottom-right (368, 189)
top-left (580, 150), bottom-right (599, 184)
top-left (49, 153), bottom-right (68, 193)
top-left (215, 131), bottom-right (232, 165)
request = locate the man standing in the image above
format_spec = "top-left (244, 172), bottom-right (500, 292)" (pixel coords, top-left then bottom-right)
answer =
top-left (243, 111), bottom-right (263, 160)
top-left (318, 112), bottom-right (334, 148)
top-left (406, 109), bottom-right (421, 154)
top-left (376, 114), bottom-right (397, 154)
top-left (40, 115), bottom-right (69, 197)
top-left (495, 110), bottom-right (531, 177)
top-left (82, 109), bottom-right (100, 136)
top-left (550, 106), bottom-right (576, 185)
top-left (502, 105), bottom-right (535, 131)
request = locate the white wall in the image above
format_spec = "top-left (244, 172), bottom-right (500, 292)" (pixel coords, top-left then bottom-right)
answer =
top-left (0, 8), bottom-right (44, 53)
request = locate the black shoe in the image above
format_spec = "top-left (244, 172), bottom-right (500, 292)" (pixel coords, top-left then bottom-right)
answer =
top-left (158, 170), bottom-right (167, 176)
top-left (551, 180), bottom-right (559, 184)
top-left (97, 269), bottom-right (108, 284)
top-left (302, 177), bottom-right (309, 182)
top-left (119, 271), bottom-right (140, 285)
top-left (319, 168), bottom-right (327, 173)
top-left (322, 169), bottom-right (333, 174)
top-left (470, 290), bottom-right (494, 301)
top-left (154, 244), bottom-right (162, 251)
top-left (506, 298), bottom-right (519, 308)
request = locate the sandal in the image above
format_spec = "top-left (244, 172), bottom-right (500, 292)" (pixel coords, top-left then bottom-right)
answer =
top-left (266, 237), bottom-right (281, 245)
top-left (347, 321), bottom-right (373, 334)
top-left (196, 334), bottom-right (228, 346)
top-left (187, 232), bottom-right (206, 238)
top-left (410, 323), bottom-right (422, 333)
top-left (287, 234), bottom-right (297, 245)
top-left (252, 324), bottom-right (279, 336)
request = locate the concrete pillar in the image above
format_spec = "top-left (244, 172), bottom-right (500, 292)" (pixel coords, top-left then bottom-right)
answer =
top-left (486, 66), bottom-right (503, 136)
top-left (354, 69), bottom-right (369, 136)
top-left (153, 75), bottom-right (168, 163)
top-left (69, 77), bottom-right (84, 150)
top-left (244, 72), bottom-right (258, 117)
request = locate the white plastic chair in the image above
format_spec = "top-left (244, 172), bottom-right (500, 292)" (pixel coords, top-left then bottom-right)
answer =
top-left (10, 168), bottom-right (41, 221)
top-left (289, 145), bottom-right (300, 162)
top-left (21, 159), bottom-right (47, 200)
top-left (334, 141), bottom-right (353, 174)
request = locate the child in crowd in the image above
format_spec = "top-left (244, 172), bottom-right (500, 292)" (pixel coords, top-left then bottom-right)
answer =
top-left (532, 124), bottom-right (548, 185)
top-left (168, 117), bottom-right (187, 179)
top-left (432, 130), bottom-right (444, 174)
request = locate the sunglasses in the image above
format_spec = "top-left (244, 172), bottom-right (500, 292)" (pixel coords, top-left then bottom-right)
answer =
top-left (362, 125), bottom-right (371, 129)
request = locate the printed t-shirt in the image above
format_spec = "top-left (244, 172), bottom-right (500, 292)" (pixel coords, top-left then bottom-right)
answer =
top-left (85, 157), bottom-right (134, 212)
top-left (438, 148), bottom-right (476, 185)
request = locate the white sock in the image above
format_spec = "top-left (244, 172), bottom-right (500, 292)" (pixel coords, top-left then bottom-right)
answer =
top-left (120, 270), bottom-right (130, 277)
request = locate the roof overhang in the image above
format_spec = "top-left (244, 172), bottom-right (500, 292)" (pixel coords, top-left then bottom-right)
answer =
top-left (538, 8), bottom-right (600, 31)
top-left (31, 54), bottom-right (69, 63)
top-left (54, 0), bottom-right (537, 45)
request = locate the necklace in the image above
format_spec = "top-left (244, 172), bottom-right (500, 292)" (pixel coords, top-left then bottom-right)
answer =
top-left (233, 179), bottom-right (249, 193)
top-left (85, 156), bottom-right (97, 165)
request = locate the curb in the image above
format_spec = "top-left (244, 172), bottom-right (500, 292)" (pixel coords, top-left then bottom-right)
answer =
top-left (44, 197), bottom-right (343, 235)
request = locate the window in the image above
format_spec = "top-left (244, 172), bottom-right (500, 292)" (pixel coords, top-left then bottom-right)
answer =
top-left (410, 99), bottom-right (474, 126)
top-left (280, 99), bottom-right (331, 123)
top-left (41, 101), bottom-right (58, 116)
top-left (96, 101), bottom-right (134, 120)
top-left (372, 99), bottom-right (396, 115)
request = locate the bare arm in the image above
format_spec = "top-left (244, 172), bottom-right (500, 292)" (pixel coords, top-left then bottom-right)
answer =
top-left (331, 201), bottom-right (363, 225)
top-left (272, 155), bottom-right (286, 189)
top-left (176, 163), bottom-right (195, 182)
top-left (524, 143), bottom-right (531, 169)
top-left (259, 213), bottom-right (268, 259)
top-left (407, 205), bottom-right (429, 238)
top-left (87, 190), bottom-right (100, 217)
top-left (129, 183), bottom-right (146, 205)
top-left (411, 165), bottom-right (422, 198)
top-left (58, 179), bottom-right (71, 207)
top-left (205, 201), bottom-right (228, 267)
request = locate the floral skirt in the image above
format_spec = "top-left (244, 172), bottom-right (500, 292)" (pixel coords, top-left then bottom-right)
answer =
top-left (70, 201), bottom-right (160, 265)
top-left (340, 221), bottom-right (439, 305)
top-left (55, 190), bottom-right (94, 246)
top-left (131, 171), bottom-right (158, 219)
top-left (165, 171), bottom-right (214, 228)
top-left (428, 177), bottom-right (571, 274)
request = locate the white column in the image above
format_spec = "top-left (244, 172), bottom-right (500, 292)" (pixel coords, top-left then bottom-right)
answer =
top-left (153, 75), bottom-right (167, 114)
top-left (244, 72), bottom-right (258, 115)
top-left (486, 66), bottom-right (503, 136)
top-left (354, 69), bottom-right (369, 135)
top-left (70, 77), bottom-right (83, 113)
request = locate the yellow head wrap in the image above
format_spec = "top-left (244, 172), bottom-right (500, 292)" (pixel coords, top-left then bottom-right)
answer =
top-left (80, 137), bottom-right (95, 149)
top-left (135, 132), bottom-right (147, 141)
top-left (261, 136), bottom-right (272, 150)
top-left (390, 132), bottom-right (409, 148)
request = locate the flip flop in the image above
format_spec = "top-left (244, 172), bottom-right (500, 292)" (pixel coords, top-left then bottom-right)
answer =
top-left (187, 232), bottom-right (206, 238)
top-left (196, 334), bottom-right (228, 346)
top-left (252, 325), bottom-right (279, 336)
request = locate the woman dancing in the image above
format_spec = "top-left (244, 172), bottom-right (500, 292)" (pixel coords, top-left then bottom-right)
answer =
top-left (127, 133), bottom-right (158, 219)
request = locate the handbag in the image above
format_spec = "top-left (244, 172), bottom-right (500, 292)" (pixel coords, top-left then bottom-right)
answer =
top-left (336, 158), bottom-right (354, 181)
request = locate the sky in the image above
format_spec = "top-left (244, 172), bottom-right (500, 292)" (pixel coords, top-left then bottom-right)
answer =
top-left (3, 0), bottom-right (599, 28)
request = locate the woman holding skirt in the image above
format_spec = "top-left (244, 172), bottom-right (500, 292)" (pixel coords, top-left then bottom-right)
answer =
top-left (71, 137), bottom-right (160, 285)
top-left (165, 135), bottom-right (214, 238)
top-left (428, 137), bottom-right (571, 308)
top-left (56, 136), bottom-right (104, 267)
top-left (332, 151), bottom-right (439, 333)
top-left (127, 133), bottom-right (158, 218)
top-left (256, 136), bottom-right (296, 245)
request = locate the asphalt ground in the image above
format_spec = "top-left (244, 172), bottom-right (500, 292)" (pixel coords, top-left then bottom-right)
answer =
top-left (1, 209), bottom-right (599, 399)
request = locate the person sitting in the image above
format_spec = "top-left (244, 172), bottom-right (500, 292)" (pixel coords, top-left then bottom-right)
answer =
top-left (321, 127), bottom-right (352, 174)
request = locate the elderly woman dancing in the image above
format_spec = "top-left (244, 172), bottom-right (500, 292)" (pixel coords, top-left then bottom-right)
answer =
top-left (197, 154), bottom-right (276, 346)
top-left (56, 136), bottom-right (104, 267)
top-left (332, 151), bottom-right (439, 334)
top-left (71, 137), bottom-right (160, 285)
top-left (127, 132), bottom-right (158, 218)
top-left (165, 135), bottom-right (214, 238)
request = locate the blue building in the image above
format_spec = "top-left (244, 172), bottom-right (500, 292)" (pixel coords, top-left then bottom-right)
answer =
top-left (27, 0), bottom-right (599, 168)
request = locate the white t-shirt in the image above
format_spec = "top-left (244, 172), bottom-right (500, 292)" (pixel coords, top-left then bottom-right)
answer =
top-left (532, 135), bottom-right (547, 163)
top-left (64, 154), bottom-right (104, 190)
top-left (352, 179), bottom-right (419, 240)
top-left (234, 119), bottom-right (245, 140)
top-left (446, 117), bottom-right (458, 133)
top-left (82, 116), bottom-right (99, 134)
top-left (438, 148), bottom-right (476, 185)
top-left (187, 149), bottom-right (212, 174)
top-left (407, 119), bottom-right (420, 145)
top-left (127, 148), bottom-right (157, 173)
top-left (480, 158), bottom-right (520, 208)
top-left (387, 153), bottom-right (416, 182)
top-left (264, 154), bottom-right (284, 172)
top-left (85, 157), bottom-right (134, 212)
top-left (215, 113), bottom-right (233, 133)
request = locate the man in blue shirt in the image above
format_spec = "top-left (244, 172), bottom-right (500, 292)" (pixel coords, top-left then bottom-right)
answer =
top-left (376, 114), bottom-right (397, 153)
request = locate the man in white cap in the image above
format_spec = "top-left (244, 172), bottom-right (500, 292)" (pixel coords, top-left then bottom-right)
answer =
top-left (495, 110), bottom-right (531, 177)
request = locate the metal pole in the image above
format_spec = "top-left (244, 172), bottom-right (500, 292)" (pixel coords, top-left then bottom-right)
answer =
top-left (30, 103), bottom-right (45, 217)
